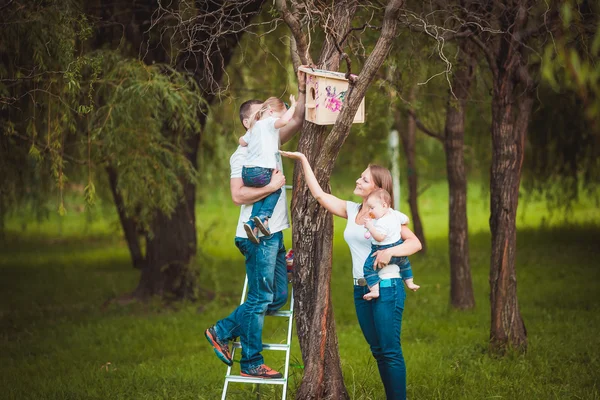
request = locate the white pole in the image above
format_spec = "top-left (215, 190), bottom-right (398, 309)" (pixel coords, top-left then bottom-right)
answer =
top-left (388, 129), bottom-right (401, 209)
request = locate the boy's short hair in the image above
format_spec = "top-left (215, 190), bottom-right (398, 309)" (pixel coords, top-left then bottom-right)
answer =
top-left (367, 188), bottom-right (392, 207)
top-left (239, 99), bottom-right (263, 126)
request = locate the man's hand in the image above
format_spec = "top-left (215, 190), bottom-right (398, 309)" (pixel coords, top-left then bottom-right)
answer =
top-left (298, 66), bottom-right (307, 92)
top-left (267, 169), bottom-right (286, 191)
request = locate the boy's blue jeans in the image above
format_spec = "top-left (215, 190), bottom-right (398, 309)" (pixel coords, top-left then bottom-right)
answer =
top-left (242, 166), bottom-right (281, 227)
top-left (355, 278), bottom-right (407, 399)
top-left (364, 239), bottom-right (413, 289)
top-left (214, 232), bottom-right (288, 371)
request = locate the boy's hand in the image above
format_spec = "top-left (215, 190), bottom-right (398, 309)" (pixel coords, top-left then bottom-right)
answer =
top-left (364, 218), bottom-right (374, 230)
top-left (289, 94), bottom-right (297, 108)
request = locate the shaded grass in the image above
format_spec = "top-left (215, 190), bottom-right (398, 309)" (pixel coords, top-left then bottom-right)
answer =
top-left (1, 181), bottom-right (599, 399)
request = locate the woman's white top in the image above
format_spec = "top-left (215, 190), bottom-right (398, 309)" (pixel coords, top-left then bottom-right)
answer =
top-left (371, 209), bottom-right (406, 245)
top-left (344, 201), bottom-right (409, 279)
top-left (240, 116), bottom-right (280, 169)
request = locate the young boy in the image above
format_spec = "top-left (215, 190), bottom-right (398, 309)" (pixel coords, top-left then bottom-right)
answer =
top-left (363, 188), bottom-right (420, 300)
top-left (238, 95), bottom-right (296, 243)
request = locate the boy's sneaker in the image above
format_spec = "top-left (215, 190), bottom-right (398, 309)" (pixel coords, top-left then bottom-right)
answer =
top-left (205, 326), bottom-right (233, 366)
top-left (241, 364), bottom-right (282, 379)
top-left (253, 217), bottom-right (270, 236)
top-left (243, 223), bottom-right (260, 244)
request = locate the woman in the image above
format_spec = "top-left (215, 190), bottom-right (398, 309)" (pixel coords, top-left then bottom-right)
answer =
top-left (280, 150), bottom-right (422, 400)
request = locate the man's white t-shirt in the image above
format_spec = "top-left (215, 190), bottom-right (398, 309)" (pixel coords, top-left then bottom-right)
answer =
top-left (371, 209), bottom-right (406, 245)
top-left (240, 117), bottom-right (280, 169)
top-left (344, 201), bottom-right (409, 280)
top-left (230, 145), bottom-right (289, 238)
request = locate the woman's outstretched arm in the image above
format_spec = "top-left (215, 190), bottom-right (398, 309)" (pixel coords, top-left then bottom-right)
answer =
top-left (372, 225), bottom-right (422, 268)
top-left (280, 150), bottom-right (348, 219)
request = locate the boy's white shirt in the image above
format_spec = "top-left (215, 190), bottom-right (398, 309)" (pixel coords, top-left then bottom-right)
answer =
top-left (230, 145), bottom-right (289, 238)
top-left (240, 116), bottom-right (280, 169)
top-left (371, 209), bottom-right (408, 245)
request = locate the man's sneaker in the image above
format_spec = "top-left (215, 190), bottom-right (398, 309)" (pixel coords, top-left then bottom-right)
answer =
top-left (243, 223), bottom-right (260, 244)
top-left (253, 216), bottom-right (270, 236)
top-left (205, 326), bottom-right (233, 366)
top-left (241, 364), bottom-right (283, 379)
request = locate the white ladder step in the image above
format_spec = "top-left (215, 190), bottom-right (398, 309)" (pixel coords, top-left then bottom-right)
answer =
top-left (232, 342), bottom-right (289, 351)
top-left (268, 310), bottom-right (292, 317)
top-left (225, 376), bottom-right (287, 385)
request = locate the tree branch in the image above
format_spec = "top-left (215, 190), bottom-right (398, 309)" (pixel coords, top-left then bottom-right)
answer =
top-left (276, 0), bottom-right (313, 65)
top-left (407, 109), bottom-right (444, 141)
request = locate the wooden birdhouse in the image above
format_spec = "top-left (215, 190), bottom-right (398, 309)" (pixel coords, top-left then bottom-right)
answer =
top-left (300, 67), bottom-right (365, 125)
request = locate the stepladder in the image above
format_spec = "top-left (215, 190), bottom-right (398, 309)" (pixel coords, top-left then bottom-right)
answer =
top-left (221, 270), bottom-right (295, 400)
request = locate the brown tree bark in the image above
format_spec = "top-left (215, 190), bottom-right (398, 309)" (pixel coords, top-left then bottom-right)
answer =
top-left (445, 40), bottom-right (476, 310)
top-left (106, 166), bottom-right (145, 270)
top-left (132, 0), bottom-right (266, 300)
top-left (397, 87), bottom-right (427, 252)
top-left (91, 0), bottom-right (265, 300)
top-left (470, 1), bottom-right (533, 352)
top-left (280, 1), bottom-right (405, 398)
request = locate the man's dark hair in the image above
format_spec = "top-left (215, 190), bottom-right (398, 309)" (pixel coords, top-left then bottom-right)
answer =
top-left (239, 99), bottom-right (263, 127)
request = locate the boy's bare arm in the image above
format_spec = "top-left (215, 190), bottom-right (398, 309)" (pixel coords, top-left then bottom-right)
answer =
top-left (274, 101), bottom-right (296, 129)
top-left (280, 67), bottom-right (307, 144)
top-left (365, 219), bottom-right (386, 242)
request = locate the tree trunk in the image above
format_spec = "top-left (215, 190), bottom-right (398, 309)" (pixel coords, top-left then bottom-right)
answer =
top-left (487, 5), bottom-right (532, 350)
top-left (445, 41), bottom-right (476, 310)
top-left (106, 166), bottom-right (145, 269)
top-left (91, 0), bottom-right (264, 300)
top-left (292, 123), bottom-right (348, 399)
top-left (134, 139), bottom-right (199, 299)
top-left (489, 88), bottom-right (532, 352)
top-left (285, 1), bottom-right (405, 398)
top-left (399, 86), bottom-right (427, 251)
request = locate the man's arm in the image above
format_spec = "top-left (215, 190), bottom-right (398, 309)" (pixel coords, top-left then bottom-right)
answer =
top-left (230, 170), bottom-right (286, 206)
top-left (279, 67), bottom-right (307, 144)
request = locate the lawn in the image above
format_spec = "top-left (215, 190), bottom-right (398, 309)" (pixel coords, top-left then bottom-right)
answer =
top-left (1, 181), bottom-right (599, 399)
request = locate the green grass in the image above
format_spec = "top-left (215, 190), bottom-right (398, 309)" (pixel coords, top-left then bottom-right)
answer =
top-left (1, 181), bottom-right (599, 399)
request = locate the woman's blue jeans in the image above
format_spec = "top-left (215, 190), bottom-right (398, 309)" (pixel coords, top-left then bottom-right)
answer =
top-left (354, 278), bottom-right (407, 399)
top-left (214, 232), bottom-right (288, 371)
top-left (242, 166), bottom-right (281, 225)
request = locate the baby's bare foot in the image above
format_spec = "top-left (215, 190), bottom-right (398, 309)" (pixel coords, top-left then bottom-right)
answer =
top-left (406, 282), bottom-right (420, 292)
top-left (363, 291), bottom-right (380, 301)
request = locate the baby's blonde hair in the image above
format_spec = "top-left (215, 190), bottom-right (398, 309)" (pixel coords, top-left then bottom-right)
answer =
top-left (248, 97), bottom-right (287, 130)
top-left (367, 188), bottom-right (392, 208)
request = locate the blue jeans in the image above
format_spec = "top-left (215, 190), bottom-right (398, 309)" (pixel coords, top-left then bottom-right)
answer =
top-left (364, 239), bottom-right (413, 288)
top-left (242, 167), bottom-right (281, 227)
top-left (355, 278), bottom-right (406, 399)
top-left (214, 232), bottom-right (288, 371)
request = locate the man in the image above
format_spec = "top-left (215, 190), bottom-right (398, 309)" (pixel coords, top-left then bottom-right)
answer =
top-left (205, 68), bottom-right (306, 379)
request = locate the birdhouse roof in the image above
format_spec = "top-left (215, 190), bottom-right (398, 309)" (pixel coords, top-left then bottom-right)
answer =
top-left (299, 66), bottom-right (353, 81)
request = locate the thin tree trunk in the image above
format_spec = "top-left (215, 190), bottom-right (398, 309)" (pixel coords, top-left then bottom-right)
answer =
top-left (399, 86), bottom-right (427, 251)
top-left (487, 4), bottom-right (532, 350)
top-left (106, 166), bottom-right (145, 269)
top-left (283, 1), bottom-right (405, 397)
top-left (489, 89), bottom-right (531, 352)
top-left (445, 40), bottom-right (476, 309)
